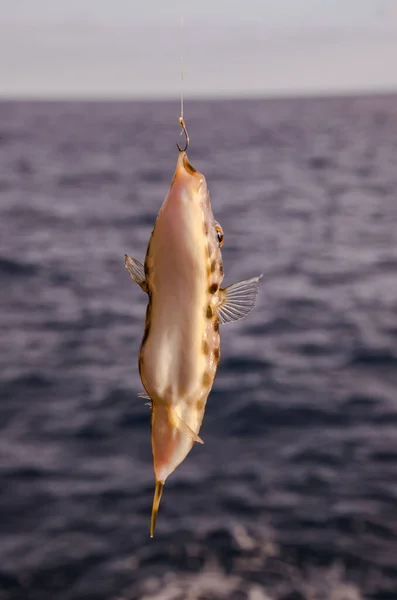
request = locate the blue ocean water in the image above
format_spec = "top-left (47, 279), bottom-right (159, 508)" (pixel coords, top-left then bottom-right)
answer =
top-left (0, 96), bottom-right (397, 600)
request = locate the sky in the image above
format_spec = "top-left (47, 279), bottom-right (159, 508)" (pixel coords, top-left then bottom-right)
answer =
top-left (0, 0), bottom-right (396, 98)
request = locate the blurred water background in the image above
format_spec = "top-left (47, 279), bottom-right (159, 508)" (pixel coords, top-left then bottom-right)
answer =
top-left (1, 96), bottom-right (397, 600)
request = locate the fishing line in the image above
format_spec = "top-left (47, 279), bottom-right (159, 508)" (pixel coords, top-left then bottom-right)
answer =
top-left (176, 14), bottom-right (188, 152)
top-left (180, 15), bottom-right (184, 122)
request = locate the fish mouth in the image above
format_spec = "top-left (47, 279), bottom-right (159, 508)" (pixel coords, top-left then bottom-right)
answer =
top-left (171, 151), bottom-right (205, 194)
top-left (175, 150), bottom-right (202, 179)
top-left (181, 152), bottom-right (198, 176)
top-left (167, 149), bottom-right (207, 205)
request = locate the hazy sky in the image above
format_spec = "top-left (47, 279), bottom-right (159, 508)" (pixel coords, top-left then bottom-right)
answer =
top-left (1, 0), bottom-right (396, 98)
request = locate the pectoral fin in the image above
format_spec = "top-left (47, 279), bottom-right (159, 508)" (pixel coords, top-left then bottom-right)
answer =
top-left (167, 406), bottom-right (204, 444)
top-left (217, 275), bottom-right (262, 324)
top-left (125, 254), bottom-right (147, 292)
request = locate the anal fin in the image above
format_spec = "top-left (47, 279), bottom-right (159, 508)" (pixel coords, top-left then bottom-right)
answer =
top-left (138, 391), bottom-right (152, 407)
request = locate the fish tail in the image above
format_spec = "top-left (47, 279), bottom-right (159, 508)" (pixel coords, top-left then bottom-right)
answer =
top-left (150, 479), bottom-right (164, 538)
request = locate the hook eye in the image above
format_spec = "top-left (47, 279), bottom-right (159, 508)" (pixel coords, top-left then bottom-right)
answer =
top-left (176, 117), bottom-right (189, 152)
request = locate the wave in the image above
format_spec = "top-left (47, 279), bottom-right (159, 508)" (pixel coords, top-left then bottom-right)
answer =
top-left (0, 257), bottom-right (38, 277)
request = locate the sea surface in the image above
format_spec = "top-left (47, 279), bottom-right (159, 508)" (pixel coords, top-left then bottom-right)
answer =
top-left (1, 96), bottom-right (397, 600)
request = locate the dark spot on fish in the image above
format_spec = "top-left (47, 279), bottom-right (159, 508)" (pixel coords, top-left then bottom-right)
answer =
top-left (144, 237), bottom-right (153, 276)
top-left (214, 319), bottom-right (219, 333)
top-left (196, 399), bottom-right (205, 411)
top-left (206, 305), bottom-right (213, 319)
top-left (209, 283), bottom-right (218, 294)
top-left (213, 347), bottom-right (220, 362)
top-left (202, 372), bottom-right (211, 386)
top-left (210, 260), bottom-right (216, 273)
top-left (203, 340), bottom-right (209, 355)
top-left (145, 258), bottom-right (154, 280)
top-left (204, 222), bottom-right (209, 235)
top-left (219, 263), bottom-right (224, 276)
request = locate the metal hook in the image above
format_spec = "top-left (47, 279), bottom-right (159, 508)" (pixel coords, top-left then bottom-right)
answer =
top-left (176, 117), bottom-right (189, 152)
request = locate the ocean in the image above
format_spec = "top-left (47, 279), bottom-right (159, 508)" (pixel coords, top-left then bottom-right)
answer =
top-left (1, 96), bottom-right (396, 600)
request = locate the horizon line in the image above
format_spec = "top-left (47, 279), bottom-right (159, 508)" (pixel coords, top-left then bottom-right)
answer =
top-left (1, 88), bottom-right (396, 103)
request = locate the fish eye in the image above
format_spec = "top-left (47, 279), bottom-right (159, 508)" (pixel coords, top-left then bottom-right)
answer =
top-left (215, 222), bottom-right (224, 247)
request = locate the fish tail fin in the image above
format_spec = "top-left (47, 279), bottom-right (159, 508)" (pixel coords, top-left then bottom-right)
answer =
top-left (150, 479), bottom-right (164, 538)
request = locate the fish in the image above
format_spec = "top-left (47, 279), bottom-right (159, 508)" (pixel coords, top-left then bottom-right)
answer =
top-left (125, 119), bottom-right (261, 537)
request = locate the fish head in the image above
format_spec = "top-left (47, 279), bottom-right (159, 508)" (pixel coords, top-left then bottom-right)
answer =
top-left (147, 151), bottom-right (224, 283)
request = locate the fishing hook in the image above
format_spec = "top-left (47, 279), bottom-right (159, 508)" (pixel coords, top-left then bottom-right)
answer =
top-left (176, 117), bottom-right (189, 152)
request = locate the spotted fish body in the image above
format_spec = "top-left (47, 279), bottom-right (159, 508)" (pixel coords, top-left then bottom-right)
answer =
top-left (125, 146), bottom-right (261, 536)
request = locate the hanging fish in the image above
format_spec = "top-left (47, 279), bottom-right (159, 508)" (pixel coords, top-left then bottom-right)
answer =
top-left (125, 118), bottom-right (261, 537)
